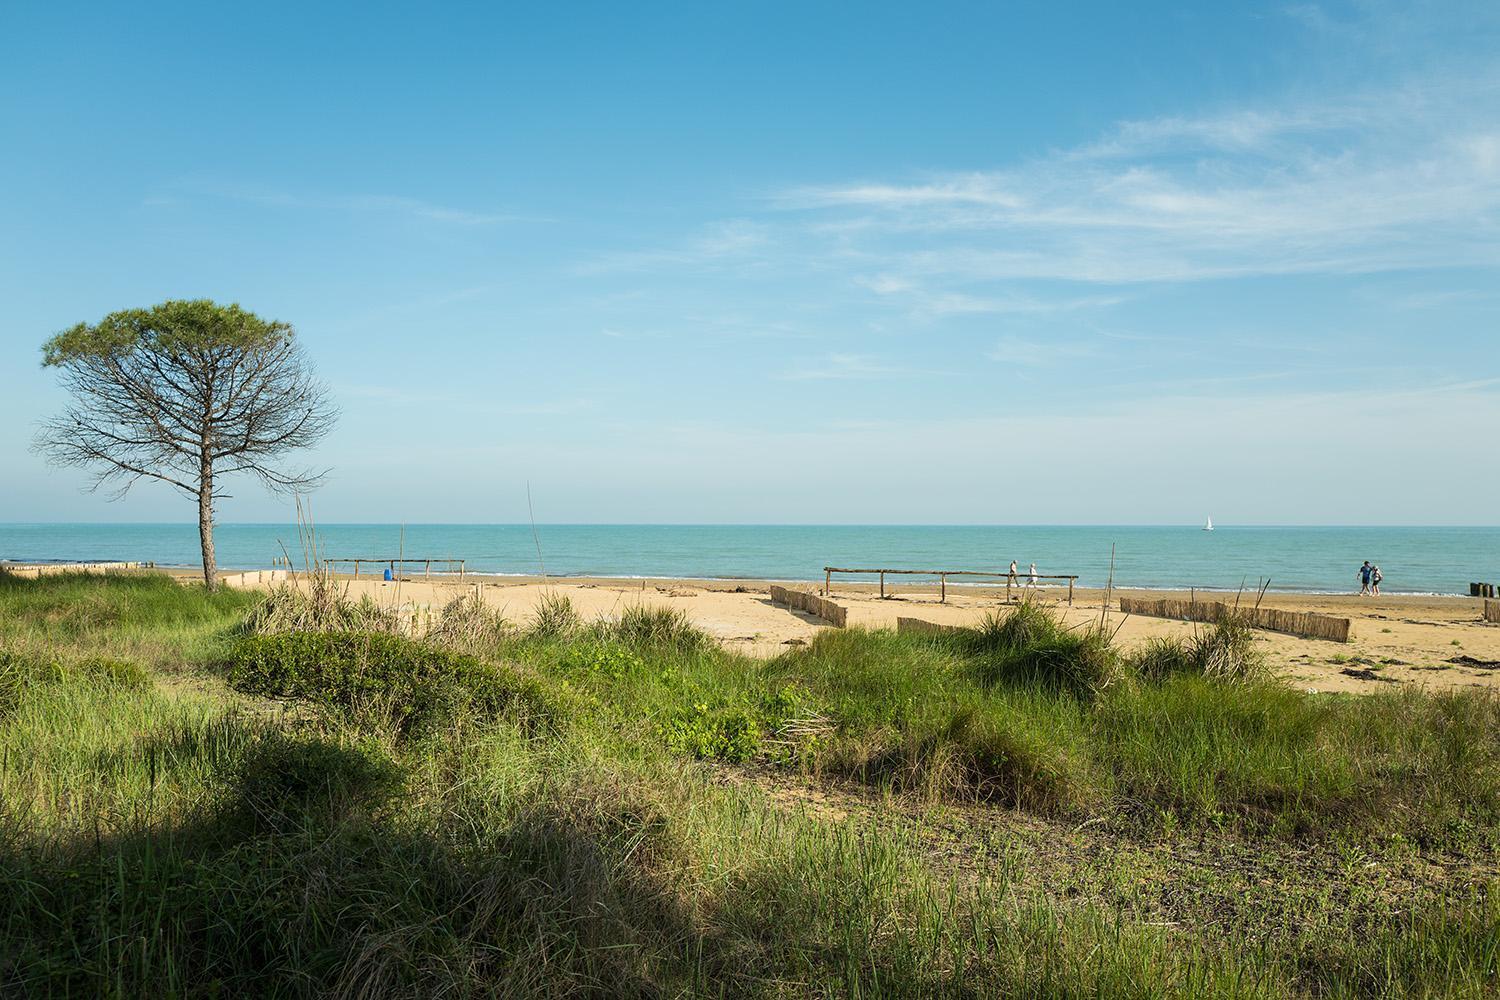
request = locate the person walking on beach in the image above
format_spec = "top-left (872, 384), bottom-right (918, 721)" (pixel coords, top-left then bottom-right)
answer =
top-left (1008, 559), bottom-right (1019, 599)
top-left (1358, 561), bottom-right (1373, 596)
top-left (1029, 562), bottom-right (1039, 589)
top-left (1371, 565), bottom-right (1383, 596)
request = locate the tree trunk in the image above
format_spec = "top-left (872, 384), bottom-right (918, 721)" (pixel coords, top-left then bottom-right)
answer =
top-left (198, 465), bottom-right (217, 591)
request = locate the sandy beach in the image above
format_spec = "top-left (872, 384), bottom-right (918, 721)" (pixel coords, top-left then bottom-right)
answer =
top-left (192, 568), bottom-right (1500, 696)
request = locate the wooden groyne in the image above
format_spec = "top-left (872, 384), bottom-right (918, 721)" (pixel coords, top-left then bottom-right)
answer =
top-left (1485, 600), bottom-right (1500, 625)
top-left (770, 585), bottom-right (848, 627)
top-left (220, 569), bottom-right (291, 590)
top-left (1118, 597), bottom-right (1352, 643)
top-left (1, 562), bottom-right (146, 579)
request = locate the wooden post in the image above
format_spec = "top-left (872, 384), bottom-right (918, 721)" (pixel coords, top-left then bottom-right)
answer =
top-left (460, 560), bottom-right (466, 582)
top-left (424, 560), bottom-right (430, 579)
top-left (1007, 576), bottom-right (1012, 603)
top-left (940, 573), bottom-right (946, 603)
top-left (824, 568), bottom-right (831, 597)
top-left (880, 571), bottom-right (886, 599)
top-left (1067, 577), bottom-right (1073, 606)
top-left (353, 559), bottom-right (360, 578)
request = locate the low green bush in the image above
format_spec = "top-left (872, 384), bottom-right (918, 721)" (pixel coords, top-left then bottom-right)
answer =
top-left (228, 631), bottom-right (554, 734)
top-left (562, 641), bottom-right (648, 680)
top-left (657, 702), bottom-right (764, 762)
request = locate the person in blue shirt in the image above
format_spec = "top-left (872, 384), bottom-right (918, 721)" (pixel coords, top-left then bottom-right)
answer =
top-left (1358, 561), bottom-right (1372, 596)
top-left (383, 566), bottom-right (394, 582)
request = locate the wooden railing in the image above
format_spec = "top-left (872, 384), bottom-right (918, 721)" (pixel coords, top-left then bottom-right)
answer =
top-left (322, 557), bottom-right (467, 580)
top-left (822, 566), bottom-right (1078, 605)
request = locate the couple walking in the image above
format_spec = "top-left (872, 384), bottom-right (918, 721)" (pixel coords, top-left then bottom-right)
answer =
top-left (1008, 559), bottom-right (1039, 592)
top-left (1358, 561), bottom-right (1383, 596)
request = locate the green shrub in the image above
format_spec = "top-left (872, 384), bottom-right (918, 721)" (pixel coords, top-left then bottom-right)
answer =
top-left (964, 602), bottom-right (1120, 697)
top-left (657, 702), bottom-right (763, 762)
top-left (562, 641), bottom-right (647, 680)
top-left (228, 631), bottom-right (554, 734)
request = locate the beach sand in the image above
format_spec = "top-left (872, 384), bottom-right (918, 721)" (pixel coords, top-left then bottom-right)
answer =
top-left (255, 571), bottom-right (1500, 695)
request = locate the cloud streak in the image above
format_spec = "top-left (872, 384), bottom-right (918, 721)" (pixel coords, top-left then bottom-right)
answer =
top-left (780, 75), bottom-right (1500, 285)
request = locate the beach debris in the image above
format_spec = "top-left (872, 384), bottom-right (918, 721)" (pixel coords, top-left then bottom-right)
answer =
top-left (1340, 667), bottom-right (1399, 683)
top-left (782, 638), bottom-right (807, 646)
top-left (1448, 655), bottom-right (1500, 670)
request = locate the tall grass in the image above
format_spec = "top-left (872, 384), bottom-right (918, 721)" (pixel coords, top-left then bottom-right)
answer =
top-left (0, 573), bottom-right (1496, 995)
top-left (0, 570), bottom-right (257, 668)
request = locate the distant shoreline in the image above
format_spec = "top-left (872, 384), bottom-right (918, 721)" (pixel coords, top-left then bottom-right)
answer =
top-left (4, 560), bottom-right (1477, 600)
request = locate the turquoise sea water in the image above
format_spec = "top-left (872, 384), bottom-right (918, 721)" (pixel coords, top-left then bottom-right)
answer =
top-left (2, 523), bottom-right (1498, 595)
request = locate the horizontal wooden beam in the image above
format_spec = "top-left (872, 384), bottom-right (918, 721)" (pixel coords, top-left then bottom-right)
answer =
top-left (824, 567), bottom-right (1078, 581)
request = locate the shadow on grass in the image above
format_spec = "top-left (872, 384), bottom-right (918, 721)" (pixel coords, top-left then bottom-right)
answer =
top-left (4, 726), bottom-right (931, 998)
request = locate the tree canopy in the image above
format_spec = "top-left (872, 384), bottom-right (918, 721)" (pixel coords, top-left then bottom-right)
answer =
top-left (37, 299), bottom-right (336, 587)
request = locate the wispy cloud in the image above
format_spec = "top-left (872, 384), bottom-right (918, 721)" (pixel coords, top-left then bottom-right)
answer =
top-left (778, 74), bottom-right (1500, 284)
top-left (986, 336), bottom-right (1095, 367)
top-left (777, 353), bottom-right (912, 381)
top-left (582, 220), bottom-right (772, 273)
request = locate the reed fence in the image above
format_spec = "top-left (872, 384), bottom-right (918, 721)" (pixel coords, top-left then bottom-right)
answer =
top-left (896, 617), bottom-right (967, 637)
top-left (1485, 600), bottom-right (1500, 625)
top-left (1118, 597), bottom-right (1352, 643)
top-left (769, 585), bottom-right (848, 627)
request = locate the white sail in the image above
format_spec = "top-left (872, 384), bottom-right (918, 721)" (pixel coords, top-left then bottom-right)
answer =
top-left (1203, 516), bottom-right (1214, 531)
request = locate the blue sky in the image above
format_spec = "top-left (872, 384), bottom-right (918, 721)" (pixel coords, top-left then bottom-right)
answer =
top-left (2, 1), bottom-right (1497, 525)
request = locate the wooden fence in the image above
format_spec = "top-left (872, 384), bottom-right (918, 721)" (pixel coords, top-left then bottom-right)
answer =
top-left (323, 557), bottom-right (467, 580)
top-left (1473, 583), bottom-right (1499, 599)
top-left (896, 617), bottom-right (967, 637)
top-left (770, 585), bottom-right (848, 627)
top-left (1118, 597), bottom-right (1352, 643)
top-left (823, 566), bottom-right (1078, 605)
top-left (1485, 600), bottom-right (1500, 625)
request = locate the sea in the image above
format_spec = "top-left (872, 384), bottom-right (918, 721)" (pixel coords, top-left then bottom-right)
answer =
top-left (2, 523), bottom-right (1497, 596)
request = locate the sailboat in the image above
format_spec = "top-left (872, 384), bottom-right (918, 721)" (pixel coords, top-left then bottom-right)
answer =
top-left (1203, 516), bottom-right (1214, 532)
